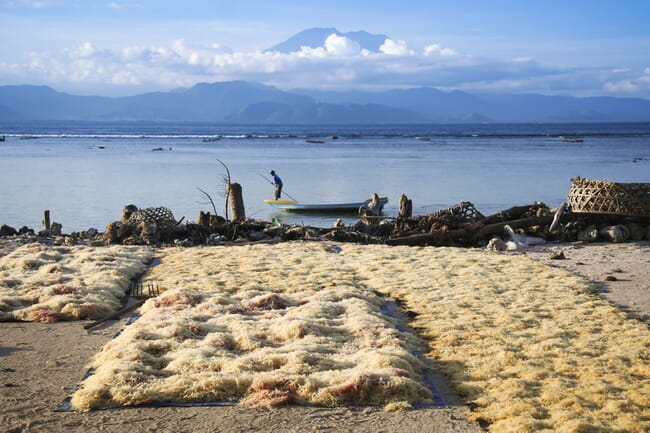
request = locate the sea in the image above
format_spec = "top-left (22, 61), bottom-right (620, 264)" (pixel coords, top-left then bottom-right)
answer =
top-left (1, 121), bottom-right (649, 232)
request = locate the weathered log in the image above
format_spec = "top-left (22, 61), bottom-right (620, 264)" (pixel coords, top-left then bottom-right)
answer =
top-left (386, 214), bottom-right (562, 246)
top-left (481, 203), bottom-right (549, 225)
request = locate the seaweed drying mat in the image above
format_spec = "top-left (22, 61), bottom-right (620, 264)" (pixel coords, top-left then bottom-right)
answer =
top-left (0, 244), bottom-right (153, 322)
top-left (59, 286), bottom-right (441, 411)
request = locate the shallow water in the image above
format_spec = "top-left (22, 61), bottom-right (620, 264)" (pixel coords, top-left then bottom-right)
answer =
top-left (1, 122), bottom-right (649, 231)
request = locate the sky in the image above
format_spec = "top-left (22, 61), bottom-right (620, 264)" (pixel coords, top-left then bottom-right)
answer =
top-left (1, 0), bottom-right (650, 98)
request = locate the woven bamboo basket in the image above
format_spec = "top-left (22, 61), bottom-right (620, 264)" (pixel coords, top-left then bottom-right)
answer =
top-left (567, 177), bottom-right (650, 217)
top-left (126, 206), bottom-right (178, 229)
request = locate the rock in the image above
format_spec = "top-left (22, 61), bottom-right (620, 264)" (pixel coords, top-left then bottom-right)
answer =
top-left (486, 236), bottom-right (505, 251)
top-left (248, 231), bottom-right (266, 241)
top-left (599, 225), bottom-right (630, 243)
top-left (604, 275), bottom-right (618, 281)
top-left (50, 222), bottom-right (62, 236)
top-left (104, 221), bottom-right (135, 245)
top-left (18, 226), bottom-right (34, 235)
top-left (263, 227), bottom-right (283, 238)
top-left (626, 223), bottom-right (645, 241)
top-left (121, 204), bottom-right (139, 223)
top-left (577, 225), bottom-right (599, 242)
top-left (85, 228), bottom-right (99, 238)
top-left (137, 221), bottom-right (159, 245)
top-left (284, 226), bottom-right (305, 240)
top-left (0, 224), bottom-right (18, 236)
top-left (549, 251), bottom-right (566, 260)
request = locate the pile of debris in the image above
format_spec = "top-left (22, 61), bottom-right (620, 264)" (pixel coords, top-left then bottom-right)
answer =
top-left (95, 199), bottom-right (649, 248)
top-left (2, 193), bottom-right (649, 249)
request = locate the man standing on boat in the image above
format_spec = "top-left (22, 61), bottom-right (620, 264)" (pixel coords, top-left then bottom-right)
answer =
top-left (270, 170), bottom-right (283, 200)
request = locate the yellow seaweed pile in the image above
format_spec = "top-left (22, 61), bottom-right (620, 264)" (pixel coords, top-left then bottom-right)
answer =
top-left (69, 242), bottom-right (649, 432)
top-left (0, 244), bottom-right (153, 322)
top-left (70, 285), bottom-right (433, 410)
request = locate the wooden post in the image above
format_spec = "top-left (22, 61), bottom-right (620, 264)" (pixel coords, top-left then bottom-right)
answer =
top-left (228, 183), bottom-right (246, 221)
top-left (43, 210), bottom-right (51, 230)
top-left (197, 211), bottom-right (210, 226)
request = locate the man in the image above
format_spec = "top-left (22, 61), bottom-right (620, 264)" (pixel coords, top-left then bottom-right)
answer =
top-left (270, 170), bottom-right (283, 200)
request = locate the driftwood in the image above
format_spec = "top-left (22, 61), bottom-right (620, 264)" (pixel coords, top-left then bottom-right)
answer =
top-left (480, 203), bottom-right (550, 225)
top-left (386, 214), bottom-right (563, 247)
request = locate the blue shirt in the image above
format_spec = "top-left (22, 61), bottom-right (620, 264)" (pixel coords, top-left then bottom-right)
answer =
top-left (273, 174), bottom-right (283, 187)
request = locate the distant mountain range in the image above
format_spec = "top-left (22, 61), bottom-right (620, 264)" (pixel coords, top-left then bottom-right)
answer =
top-left (2, 27), bottom-right (649, 124)
top-left (1, 81), bottom-right (649, 124)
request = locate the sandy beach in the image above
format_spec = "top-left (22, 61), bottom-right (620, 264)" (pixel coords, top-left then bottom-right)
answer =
top-left (1, 239), bottom-right (648, 433)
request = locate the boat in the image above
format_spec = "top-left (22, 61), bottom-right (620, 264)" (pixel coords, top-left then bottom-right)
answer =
top-left (264, 196), bottom-right (388, 213)
top-left (560, 137), bottom-right (584, 143)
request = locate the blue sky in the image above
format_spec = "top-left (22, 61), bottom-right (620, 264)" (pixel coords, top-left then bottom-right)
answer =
top-left (1, 0), bottom-right (650, 98)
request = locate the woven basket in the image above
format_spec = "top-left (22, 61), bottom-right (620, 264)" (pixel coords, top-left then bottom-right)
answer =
top-left (127, 206), bottom-right (178, 229)
top-left (567, 177), bottom-right (650, 217)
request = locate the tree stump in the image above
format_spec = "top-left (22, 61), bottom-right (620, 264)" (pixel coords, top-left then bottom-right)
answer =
top-left (228, 183), bottom-right (246, 221)
top-left (399, 194), bottom-right (412, 218)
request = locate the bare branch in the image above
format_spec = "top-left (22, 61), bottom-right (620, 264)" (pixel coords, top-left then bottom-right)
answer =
top-left (216, 158), bottom-right (231, 221)
top-left (196, 187), bottom-right (218, 215)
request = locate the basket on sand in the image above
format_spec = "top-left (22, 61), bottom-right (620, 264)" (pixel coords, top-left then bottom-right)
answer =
top-left (567, 177), bottom-right (650, 217)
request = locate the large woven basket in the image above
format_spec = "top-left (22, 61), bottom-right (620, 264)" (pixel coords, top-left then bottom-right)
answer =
top-left (567, 177), bottom-right (650, 217)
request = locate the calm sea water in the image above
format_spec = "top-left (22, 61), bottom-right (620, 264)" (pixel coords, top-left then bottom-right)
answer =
top-left (1, 121), bottom-right (649, 232)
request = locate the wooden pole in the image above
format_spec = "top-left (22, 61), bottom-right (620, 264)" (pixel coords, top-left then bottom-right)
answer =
top-left (42, 210), bottom-right (51, 230)
top-left (228, 182), bottom-right (246, 221)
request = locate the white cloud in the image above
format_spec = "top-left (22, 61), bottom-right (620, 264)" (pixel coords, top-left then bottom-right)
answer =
top-left (379, 39), bottom-right (413, 56)
top-left (423, 44), bottom-right (457, 57)
top-left (6, 36), bottom-right (649, 98)
top-left (605, 68), bottom-right (650, 93)
top-left (324, 34), bottom-right (361, 56)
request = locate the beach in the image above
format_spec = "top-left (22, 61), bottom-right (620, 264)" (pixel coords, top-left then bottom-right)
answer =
top-left (1, 239), bottom-right (648, 433)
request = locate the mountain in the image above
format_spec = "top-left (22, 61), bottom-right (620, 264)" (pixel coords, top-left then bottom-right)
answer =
top-left (266, 27), bottom-right (390, 53)
top-left (294, 88), bottom-right (650, 123)
top-left (1, 82), bottom-right (649, 124)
